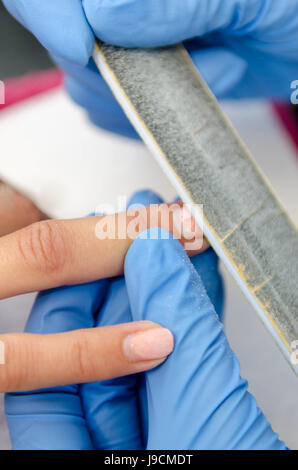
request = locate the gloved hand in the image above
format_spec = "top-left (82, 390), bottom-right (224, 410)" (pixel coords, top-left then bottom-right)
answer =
top-left (5, 190), bottom-right (286, 450)
top-left (3, 1), bottom-right (298, 138)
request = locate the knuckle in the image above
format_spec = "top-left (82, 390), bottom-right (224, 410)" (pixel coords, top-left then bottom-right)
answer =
top-left (73, 335), bottom-right (95, 379)
top-left (16, 220), bottom-right (68, 274)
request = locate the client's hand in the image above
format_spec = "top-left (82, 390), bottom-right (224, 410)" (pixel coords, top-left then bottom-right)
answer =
top-left (0, 191), bottom-right (205, 392)
top-left (0, 180), bottom-right (46, 237)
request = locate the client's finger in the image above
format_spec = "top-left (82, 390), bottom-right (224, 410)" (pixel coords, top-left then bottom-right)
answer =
top-left (0, 180), bottom-right (47, 237)
top-left (81, 190), bottom-right (164, 450)
top-left (0, 202), bottom-right (207, 300)
top-left (125, 229), bottom-right (284, 450)
top-left (0, 321), bottom-right (173, 392)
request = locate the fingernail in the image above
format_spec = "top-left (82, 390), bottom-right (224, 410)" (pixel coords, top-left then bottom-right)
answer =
top-left (123, 328), bottom-right (174, 362)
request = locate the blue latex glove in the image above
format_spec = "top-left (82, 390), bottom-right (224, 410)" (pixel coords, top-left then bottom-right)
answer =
top-left (126, 228), bottom-right (286, 450)
top-left (3, 0), bottom-right (298, 138)
top-left (5, 190), bottom-right (286, 449)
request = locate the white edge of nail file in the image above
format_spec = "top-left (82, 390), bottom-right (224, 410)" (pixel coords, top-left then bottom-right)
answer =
top-left (92, 41), bottom-right (298, 375)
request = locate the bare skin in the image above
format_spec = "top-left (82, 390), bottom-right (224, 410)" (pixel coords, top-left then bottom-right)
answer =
top-left (0, 199), bottom-right (208, 392)
top-left (0, 201), bottom-right (207, 300)
top-left (0, 180), bottom-right (47, 237)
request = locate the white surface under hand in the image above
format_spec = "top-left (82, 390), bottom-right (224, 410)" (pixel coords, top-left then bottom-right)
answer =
top-left (0, 89), bottom-right (297, 449)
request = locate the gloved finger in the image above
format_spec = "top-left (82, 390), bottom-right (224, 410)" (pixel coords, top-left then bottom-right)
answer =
top-left (187, 32), bottom-right (298, 99)
top-left (191, 40), bottom-right (298, 100)
top-left (126, 189), bottom-right (164, 211)
top-left (82, 0), bottom-right (235, 47)
top-left (125, 229), bottom-right (286, 450)
top-left (190, 248), bottom-right (224, 320)
top-left (81, 189), bottom-right (163, 450)
top-left (65, 73), bottom-right (137, 138)
top-left (82, 0), bottom-right (297, 53)
top-left (186, 45), bottom-right (248, 99)
top-left (5, 280), bottom-right (109, 450)
top-left (52, 52), bottom-right (137, 137)
top-left (0, 203), bottom-right (206, 300)
top-left (2, 0), bottom-right (94, 65)
top-left (4, 322), bottom-right (173, 450)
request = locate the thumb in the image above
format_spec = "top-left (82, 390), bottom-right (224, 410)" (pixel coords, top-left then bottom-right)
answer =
top-left (0, 322), bottom-right (173, 392)
top-left (3, 0), bottom-right (94, 65)
top-left (124, 229), bottom-right (285, 450)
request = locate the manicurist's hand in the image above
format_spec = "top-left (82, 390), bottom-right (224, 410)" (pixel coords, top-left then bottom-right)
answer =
top-left (3, 0), bottom-right (298, 137)
top-left (0, 193), bottom-right (205, 393)
top-left (5, 191), bottom-right (287, 449)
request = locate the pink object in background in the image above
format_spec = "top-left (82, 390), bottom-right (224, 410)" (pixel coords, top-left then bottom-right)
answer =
top-left (273, 103), bottom-right (298, 154)
top-left (0, 68), bottom-right (63, 111)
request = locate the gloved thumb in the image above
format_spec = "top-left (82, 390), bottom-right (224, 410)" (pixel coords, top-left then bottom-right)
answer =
top-left (124, 229), bottom-right (286, 450)
top-left (187, 46), bottom-right (248, 98)
top-left (82, 0), bottom-right (295, 49)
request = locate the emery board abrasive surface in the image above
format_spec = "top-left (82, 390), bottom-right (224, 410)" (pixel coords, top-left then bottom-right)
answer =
top-left (93, 41), bottom-right (298, 374)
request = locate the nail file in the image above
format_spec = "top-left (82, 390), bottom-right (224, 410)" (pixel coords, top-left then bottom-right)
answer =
top-left (93, 40), bottom-right (298, 374)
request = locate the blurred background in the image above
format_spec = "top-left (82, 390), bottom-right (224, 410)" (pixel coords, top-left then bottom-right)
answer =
top-left (1, 2), bottom-right (298, 450)
top-left (0, 2), bottom-right (52, 78)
